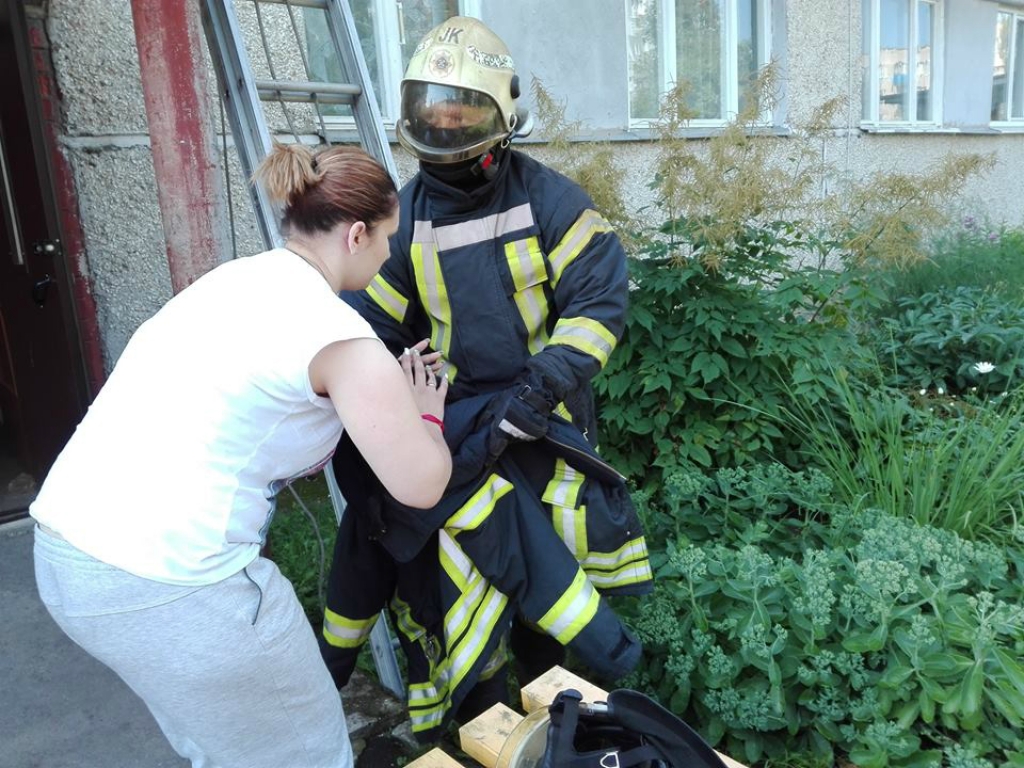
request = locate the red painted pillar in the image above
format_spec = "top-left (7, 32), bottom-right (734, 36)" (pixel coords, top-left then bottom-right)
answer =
top-left (130, 0), bottom-right (231, 294)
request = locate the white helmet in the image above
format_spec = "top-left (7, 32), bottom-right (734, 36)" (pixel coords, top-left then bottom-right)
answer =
top-left (396, 16), bottom-right (530, 164)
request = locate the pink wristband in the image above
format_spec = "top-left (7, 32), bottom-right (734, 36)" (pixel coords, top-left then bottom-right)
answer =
top-left (421, 413), bottom-right (444, 432)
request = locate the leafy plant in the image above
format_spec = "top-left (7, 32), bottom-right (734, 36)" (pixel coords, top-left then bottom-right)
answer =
top-left (864, 286), bottom-right (1024, 396)
top-left (622, 471), bottom-right (1024, 768)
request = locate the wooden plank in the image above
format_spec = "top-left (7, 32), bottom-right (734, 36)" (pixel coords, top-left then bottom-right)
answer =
top-left (520, 665), bottom-right (608, 713)
top-left (406, 747), bottom-right (465, 768)
top-left (458, 702), bottom-right (524, 768)
top-left (520, 666), bottom-right (750, 768)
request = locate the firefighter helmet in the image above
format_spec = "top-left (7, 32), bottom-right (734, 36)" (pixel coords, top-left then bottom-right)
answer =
top-left (396, 16), bottom-right (529, 163)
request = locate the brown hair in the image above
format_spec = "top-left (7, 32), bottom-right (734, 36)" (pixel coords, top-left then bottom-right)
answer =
top-left (253, 143), bottom-right (398, 235)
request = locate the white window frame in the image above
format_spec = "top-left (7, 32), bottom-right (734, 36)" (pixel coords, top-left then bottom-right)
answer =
top-left (992, 6), bottom-right (1024, 126)
top-left (626, 0), bottom-right (774, 129)
top-left (862, 0), bottom-right (944, 127)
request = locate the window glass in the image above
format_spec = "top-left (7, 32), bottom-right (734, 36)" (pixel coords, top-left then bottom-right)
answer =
top-left (627, 0), bottom-right (769, 125)
top-left (878, 0), bottom-right (910, 122)
top-left (677, 0), bottom-right (724, 119)
top-left (1013, 17), bottom-right (1024, 118)
top-left (992, 12), bottom-right (1011, 121)
top-left (305, 0), bottom-right (461, 121)
top-left (916, 1), bottom-right (933, 121)
top-left (737, 0), bottom-right (761, 114)
top-left (628, 0), bottom-right (661, 121)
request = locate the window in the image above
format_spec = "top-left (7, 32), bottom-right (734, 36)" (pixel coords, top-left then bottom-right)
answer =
top-left (862, 0), bottom-right (942, 125)
top-left (305, 0), bottom-right (480, 124)
top-left (626, 0), bottom-right (772, 126)
top-left (992, 8), bottom-right (1024, 123)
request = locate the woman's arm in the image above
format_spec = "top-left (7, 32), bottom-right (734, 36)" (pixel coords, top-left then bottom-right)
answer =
top-left (309, 338), bottom-right (451, 508)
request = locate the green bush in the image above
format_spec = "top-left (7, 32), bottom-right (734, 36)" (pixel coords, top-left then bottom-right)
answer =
top-left (623, 466), bottom-right (1024, 768)
top-left (594, 220), bottom-right (875, 487)
top-left (863, 286), bottom-right (1024, 396)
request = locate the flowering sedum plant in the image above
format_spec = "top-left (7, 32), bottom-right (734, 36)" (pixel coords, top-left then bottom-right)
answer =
top-left (621, 465), bottom-right (1024, 768)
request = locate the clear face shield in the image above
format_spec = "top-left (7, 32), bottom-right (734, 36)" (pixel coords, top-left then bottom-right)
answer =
top-left (398, 82), bottom-right (509, 163)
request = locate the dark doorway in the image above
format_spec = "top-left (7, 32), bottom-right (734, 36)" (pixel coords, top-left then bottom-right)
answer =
top-left (0, 0), bottom-right (89, 521)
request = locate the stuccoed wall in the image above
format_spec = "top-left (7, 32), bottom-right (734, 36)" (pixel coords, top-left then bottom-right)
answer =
top-left (44, 0), bottom-right (1024, 372)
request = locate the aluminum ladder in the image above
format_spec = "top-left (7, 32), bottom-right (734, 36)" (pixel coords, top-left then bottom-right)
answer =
top-left (200, 0), bottom-right (403, 698)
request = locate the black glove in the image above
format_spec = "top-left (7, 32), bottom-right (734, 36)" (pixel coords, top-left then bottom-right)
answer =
top-left (484, 381), bottom-right (555, 461)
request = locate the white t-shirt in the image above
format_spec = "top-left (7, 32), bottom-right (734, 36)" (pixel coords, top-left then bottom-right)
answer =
top-left (31, 249), bottom-right (379, 585)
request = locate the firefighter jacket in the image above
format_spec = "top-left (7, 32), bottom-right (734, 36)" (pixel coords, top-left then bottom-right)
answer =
top-left (321, 392), bottom-right (653, 742)
top-left (348, 148), bottom-right (629, 438)
top-left (321, 150), bottom-right (653, 741)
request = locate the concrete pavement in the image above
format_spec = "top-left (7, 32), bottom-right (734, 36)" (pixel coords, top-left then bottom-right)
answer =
top-left (0, 518), bottom-right (415, 768)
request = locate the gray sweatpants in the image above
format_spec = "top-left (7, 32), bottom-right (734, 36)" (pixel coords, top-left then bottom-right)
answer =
top-left (33, 525), bottom-right (354, 768)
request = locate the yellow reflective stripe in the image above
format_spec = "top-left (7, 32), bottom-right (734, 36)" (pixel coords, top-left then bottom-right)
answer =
top-left (549, 209), bottom-right (612, 288)
top-left (505, 237), bottom-right (551, 355)
top-left (478, 636), bottom-right (508, 681)
top-left (585, 561), bottom-right (655, 589)
top-left (553, 401), bottom-right (573, 422)
top-left (438, 529), bottom-right (475, 592)
top-left (447, 586), bottom-right (509, 690)
top-left (581, 537), bottom-right (650, 570)
top-left (582, 538), bottom-right (653, 588)
top-left (322, 608), bottom-right (377, 648)
top-left (408, 680), bottom-right (446, 706)
top-left (411, 240), bottom-right (458, 381)
top-left (542, 459), bottom-right (585, 509)
top-left (445, 474), bottom-right (512, 531)
top-left (549, 316), bottom-right (617, 367)
top-left (390, 595), bottom-right (423, 642)
top-left (538, 569), bottom-right (600, 644)
top-left (444, 572), bottom-right (488, 644)
top-left (365, 274), bottom-right (408, 323)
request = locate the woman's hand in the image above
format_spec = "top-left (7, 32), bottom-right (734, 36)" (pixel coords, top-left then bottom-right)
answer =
top-left (400, 344), bottom-right (447, 421)
top-left (407, 338), bottom-right (445, 375)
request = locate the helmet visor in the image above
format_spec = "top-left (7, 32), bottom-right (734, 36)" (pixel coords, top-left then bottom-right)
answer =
top-left (400, 82), bottom-right (507, 162)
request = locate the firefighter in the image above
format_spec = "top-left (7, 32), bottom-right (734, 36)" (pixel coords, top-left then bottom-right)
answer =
top-left (320, 16), bottom-right (653, 737)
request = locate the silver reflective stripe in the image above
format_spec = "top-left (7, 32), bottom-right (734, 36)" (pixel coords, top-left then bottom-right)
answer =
top-left (323, 619), bottom-right (371, 643)
top-left (439, 530), bottom-right (474, 584)
top-left (445, 575), bottom-right (487, 641)
top-left (545, 579), bottom-right (597, 639)
top-left (582, 540), bottom-right (649, 568)
top-left (586, 563), bottom-right (654, 587)
top-left (431, 203), bottom-right (534, 251)
top-left (558, 506), bottom-right (578, 555)
top-left (449, 589), bottom-right (507, 674)
top-left (408, 684), bottom-right (441, 702)
top-left (446, 476), bottom-right (511, 530)
top-left (551, 323), bottom-right (615, 359)
top-left (549, 463), bottom-right (580, 507)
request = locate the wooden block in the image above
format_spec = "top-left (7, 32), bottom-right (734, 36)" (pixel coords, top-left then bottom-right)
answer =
top-left (406, 747), bottom-right (465, 768)
top-left (520, 665), bottom-right (608, 713)
top-left (458, 701), bottom-right (524, 768)
top-left (520, 666), bottom-right (750, 768)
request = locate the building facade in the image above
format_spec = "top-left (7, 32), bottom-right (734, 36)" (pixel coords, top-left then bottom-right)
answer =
top-left (2, 0), bottom-right (1023, 498)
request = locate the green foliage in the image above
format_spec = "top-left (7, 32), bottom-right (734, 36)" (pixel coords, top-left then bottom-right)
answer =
top-left (593, 219), bottom-right (876, 486)
top-left (864, 286), bottom-right (1024, 396)
top-left (879, 220), bottom-right (1024, 306)
top-left (623, 469), bottom-right (1024, 768)
top-left (782, 369), bottom-right (1024, 541)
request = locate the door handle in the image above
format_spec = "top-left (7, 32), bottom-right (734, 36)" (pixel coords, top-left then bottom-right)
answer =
top-left (32, 274), bottom-right (54, 307)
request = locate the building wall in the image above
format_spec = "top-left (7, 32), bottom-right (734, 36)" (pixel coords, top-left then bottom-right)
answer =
top-left (38, 0), bottom-right (1024, 369)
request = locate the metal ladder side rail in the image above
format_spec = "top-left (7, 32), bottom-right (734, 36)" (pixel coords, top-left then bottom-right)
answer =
top-left (201, 0), bottom-right (405, 698)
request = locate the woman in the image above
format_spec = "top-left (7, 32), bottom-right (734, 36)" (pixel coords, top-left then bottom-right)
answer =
top-left (29, 143), bottom-right (451, 768)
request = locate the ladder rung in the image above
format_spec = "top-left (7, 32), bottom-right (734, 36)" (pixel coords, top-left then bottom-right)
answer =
top-left (255, 79), bottom-right (361, 105)
top-left (238, 0), bottom-right (328, 8)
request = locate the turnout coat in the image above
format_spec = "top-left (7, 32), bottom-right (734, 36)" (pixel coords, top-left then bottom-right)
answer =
top-left (320, 150), bottom-right (653, 741)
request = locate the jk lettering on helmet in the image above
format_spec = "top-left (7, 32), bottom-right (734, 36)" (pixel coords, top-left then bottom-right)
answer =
top-left (428, 50), bottom-right (454, 78)
top-left (438, 26), bottom-right (463, 44)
